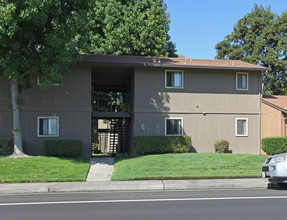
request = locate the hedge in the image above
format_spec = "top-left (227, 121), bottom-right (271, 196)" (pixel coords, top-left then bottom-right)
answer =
top-left (214, 139), bottom-right (230, 153)
top-left (43, 140), bottom-right (83, 158)
top-left (0, 138), bottom-right (14, 155)
top-left (134, 135), bottom-right (191, 155)
top-left (262, 137), bottom-right (287, 155)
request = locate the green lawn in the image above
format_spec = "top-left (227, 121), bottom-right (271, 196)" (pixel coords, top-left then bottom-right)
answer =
top-left (112, 153), bottom-right (269, 181)
top-left (0, 156), bottom-right (90, 183)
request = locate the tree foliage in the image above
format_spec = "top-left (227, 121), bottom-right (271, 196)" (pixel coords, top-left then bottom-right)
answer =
top-left (0, 0), bottom-right (89, 88)
top-left (215, 5), bottom-right (287, 95)
top-left (0, 0), bottom-right (176, 87)
top-left (81, 0), bottom-right (176, 57)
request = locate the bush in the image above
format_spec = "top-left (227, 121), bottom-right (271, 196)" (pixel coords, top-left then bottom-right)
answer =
top-left (43, 140), bottom-right (83, 158)
top-left (0, 138), bottom-right (14, 155)
top-left (262, 137), bottom-right (287, 155)
top-left (214, 139), bottom-right (230, 153)
top-left (134, 135), bottom-right (191, 155)
top-left (92, 142), bottom-right (99, 154)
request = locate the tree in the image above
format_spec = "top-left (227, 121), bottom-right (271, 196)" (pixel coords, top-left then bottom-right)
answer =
top-left (81, 0), bottom-right (176, 57)
top-left (0, 0), bottom-right (88, 155)
top-left (215, 5), bottom-right (287, 95)
top-left (0, 0), bottom-right (176, 156)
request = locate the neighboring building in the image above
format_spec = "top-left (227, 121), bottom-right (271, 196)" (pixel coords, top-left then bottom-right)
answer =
top-left (0, 55), bottom-right (267, 158)
top-left (262, 95), bottom-right (287, 138)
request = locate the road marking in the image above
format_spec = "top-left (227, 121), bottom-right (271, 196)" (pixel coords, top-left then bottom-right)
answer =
top-left (0, 196), bottom-right (287, 206)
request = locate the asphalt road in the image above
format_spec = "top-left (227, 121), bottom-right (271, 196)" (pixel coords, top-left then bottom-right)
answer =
top-left (1, 189), bottom-right (287, 220)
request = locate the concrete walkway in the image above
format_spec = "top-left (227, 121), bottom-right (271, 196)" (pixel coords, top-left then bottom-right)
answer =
top-left (86, 157), bottom-right (114, 182)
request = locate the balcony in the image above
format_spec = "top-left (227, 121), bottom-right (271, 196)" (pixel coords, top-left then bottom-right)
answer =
top-left (92, 91), bottom-right (131, 118)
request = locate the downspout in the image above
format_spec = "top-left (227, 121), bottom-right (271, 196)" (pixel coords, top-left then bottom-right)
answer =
top-left (280, 112), bottom-right (284, 137)
top-left (259, 70), bottom-right (265, 155)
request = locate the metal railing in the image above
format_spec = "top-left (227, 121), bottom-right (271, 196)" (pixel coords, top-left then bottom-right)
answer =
top-left (92, 91), bottom-right (130, 112)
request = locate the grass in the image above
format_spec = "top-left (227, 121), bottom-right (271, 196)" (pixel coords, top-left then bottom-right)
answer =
top-left (0, 156), bottom-right (90, 183)
top-left (112, 153), bottom-right (269, 181)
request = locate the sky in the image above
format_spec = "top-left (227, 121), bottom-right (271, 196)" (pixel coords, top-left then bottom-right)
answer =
top-left (164, 0), bottom-right (286, 59)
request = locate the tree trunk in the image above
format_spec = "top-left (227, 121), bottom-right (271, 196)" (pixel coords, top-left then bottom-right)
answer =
top-left (11, 79), bottom-right (24, 155)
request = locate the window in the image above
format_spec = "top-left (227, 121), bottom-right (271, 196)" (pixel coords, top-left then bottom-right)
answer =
top-left (236, 72), bottom-right (248, 90)
top-left (37, 117), bottom-right (59, 137)
top-left (236, 118), bottom-right (248, 136)
top-left (165, 118), bottom-right (183, 135)
top-left (37, 76), bottom-right (59, 86)
top-left (165, 70), bottom-right (184, 88)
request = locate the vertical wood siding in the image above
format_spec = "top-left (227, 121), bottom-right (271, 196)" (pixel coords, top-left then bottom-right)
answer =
top-left (262, 103), bottom-right (287, 138)
top-left (133, 67), bottom-right (262, 154)
top-left (0, 64), bottom-right (92, 158)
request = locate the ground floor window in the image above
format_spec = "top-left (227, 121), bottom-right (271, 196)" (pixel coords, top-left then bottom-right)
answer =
top-left (165, 118), bottom-right (183, 135)
top-left (236, 118), bottom-right (248, 136)
top-left (37, 117), bottom-right (59, 137)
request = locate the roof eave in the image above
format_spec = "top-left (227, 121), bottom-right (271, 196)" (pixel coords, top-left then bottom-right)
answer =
top-left (81, 60), bottom-right (267, 71)
top-left (262, 99), bottom-right (287, 114)
top-left (148, 64), bottom-right (267, 71)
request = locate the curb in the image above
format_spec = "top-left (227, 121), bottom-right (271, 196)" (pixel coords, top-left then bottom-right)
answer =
top-left (0, 178), bottom-right (270, 195)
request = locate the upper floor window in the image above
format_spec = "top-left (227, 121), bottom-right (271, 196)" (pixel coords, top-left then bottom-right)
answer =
top-left (236, 72), bottom-right (248, 90)
top-left (165, 118), bottom-right (183, 136)
top-left (37, 116), bottom-right (59, 137)
top-left (37, 76), bottom-right (59, 86)
top-left (165, 70), bottom-right (184, 88)
top-left (236, 118), bottom-right (248, 136)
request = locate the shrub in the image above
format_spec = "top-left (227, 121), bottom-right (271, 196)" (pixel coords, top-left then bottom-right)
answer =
top-left (134, 135), bottom-right (191, 155)
top-left (43, 140), bottom-right (83, 158)
top-left (214, 139), bottom-right (230, 153)
top-left (262, 137), bottom-right (287, 155)
top-left (92, 143), bottom-right (99, 154)
top-left (0, 138), bottom-right (14, 155)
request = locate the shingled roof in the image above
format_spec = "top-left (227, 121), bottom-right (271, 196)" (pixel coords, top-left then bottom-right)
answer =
top-left (81, 54), bottom-right (268, 71)
top-left (262, 95), bottom-right (287, 114)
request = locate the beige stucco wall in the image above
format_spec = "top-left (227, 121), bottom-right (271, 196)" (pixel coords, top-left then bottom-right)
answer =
top-left (262, 102), bottom-right (287, 138)
top-left (133, 67), bottom-right (262, 154)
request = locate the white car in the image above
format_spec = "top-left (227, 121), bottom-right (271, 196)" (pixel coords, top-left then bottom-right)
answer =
top-left (262, 153), bottom-right (287, 188)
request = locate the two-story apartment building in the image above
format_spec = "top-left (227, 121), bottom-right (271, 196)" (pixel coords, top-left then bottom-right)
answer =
top-left (0, 55), bottom-right (267, 158)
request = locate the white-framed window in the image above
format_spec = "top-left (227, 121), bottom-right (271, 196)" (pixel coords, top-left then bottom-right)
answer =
top-left (37, 116), bottom-right (59, 137)
top-left (236, 72), bottom-right (248, 90)
top-left (165, 118), bottom-right (183, 136)
top-left (37, 76), bottom-right (59, 86)
top-left (165, 70), bottom-right (184, 89)
top-left (235, 118), bottom-right (248, 136)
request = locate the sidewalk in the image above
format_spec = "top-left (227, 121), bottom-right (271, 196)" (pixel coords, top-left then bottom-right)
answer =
top-left (0, 178), bottom-right (271, 195)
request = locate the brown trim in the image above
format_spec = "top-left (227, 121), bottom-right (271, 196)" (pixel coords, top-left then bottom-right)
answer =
top-left (262, 99), bottom-right (287, 114)
top-left (81, 54), bottom-right (268, 71)
top-left (22, 106), bottom-right (91, 112)
top-left (92, 111), bottom-right (131, 118)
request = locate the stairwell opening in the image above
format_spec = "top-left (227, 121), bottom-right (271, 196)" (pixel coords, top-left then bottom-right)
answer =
top-left (91, 118), bottom-right (130, 156)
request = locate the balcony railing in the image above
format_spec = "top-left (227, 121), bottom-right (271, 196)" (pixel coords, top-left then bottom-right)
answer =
top-left (92, 91), bottom-right (131, 112)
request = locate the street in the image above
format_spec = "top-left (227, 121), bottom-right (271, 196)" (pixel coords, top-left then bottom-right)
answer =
top-left (1, 189), bottom-right (287, 220)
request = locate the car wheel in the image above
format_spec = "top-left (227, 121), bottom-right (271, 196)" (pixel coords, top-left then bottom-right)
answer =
top-left (278, 183), bottom-right (287, 188)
